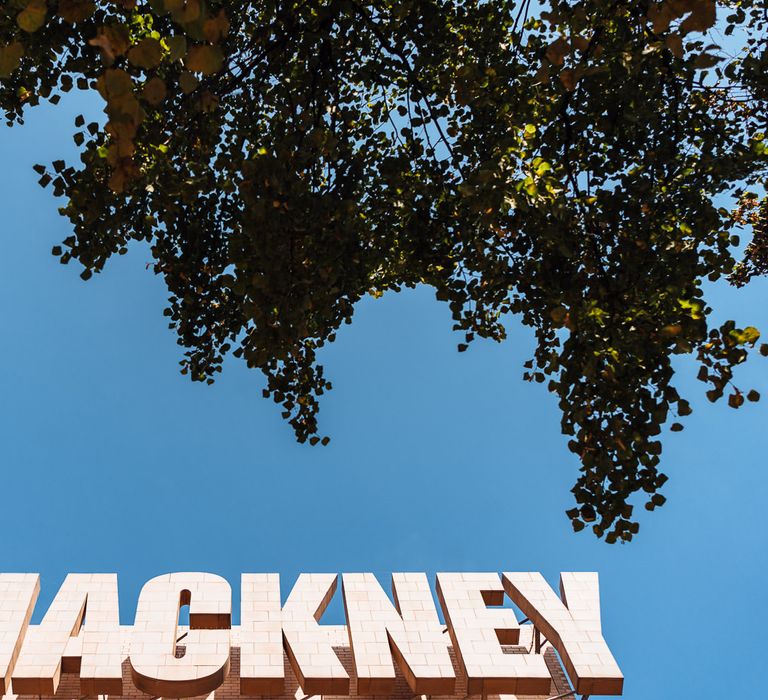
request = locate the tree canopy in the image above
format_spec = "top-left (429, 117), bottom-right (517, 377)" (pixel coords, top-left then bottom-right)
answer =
top-left (1, 0), bottom-right (767, 542)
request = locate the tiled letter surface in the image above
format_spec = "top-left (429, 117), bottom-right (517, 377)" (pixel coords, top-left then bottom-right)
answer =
top-left (239, 573), bottom-right (283, 694)
top-left (12, 574), bottom-right (121, 696)
top-left (342, 573), bottom-right (455, 695)
top-left (502, 571), bottom-right (624, 696)
top-left (282, 573), bottom-right (349, 695)
top-left (128, 572), bottom-right (231, 697)
top-left (1, 570), bottom-right (622, 700)
top-left (436, 573), bottom-right (550, 696)
top-left (0, 574), bottom-right (39, 695)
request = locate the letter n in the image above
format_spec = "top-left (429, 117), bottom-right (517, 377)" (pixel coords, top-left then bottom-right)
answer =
top-left (343, 573), bottom-right (456, 695)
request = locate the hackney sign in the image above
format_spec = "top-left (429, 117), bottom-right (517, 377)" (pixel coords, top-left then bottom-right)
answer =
top-left (0, 572), bottom-right (623, 700)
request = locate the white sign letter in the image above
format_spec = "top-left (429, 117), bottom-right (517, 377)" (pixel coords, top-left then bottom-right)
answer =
top-left (502, 572), bottom-right (623, 696)
top-left (282, 573), bottom-right (349, 695)
top-left (0, 574), bottom-right (39, 694)
top-left (239, 573), bottom-right (283, 694)
top-left (13, 574), bottom-right (122, 696)
top-left (436, 573), bottom-right (550, 696)
top-left (343, 573), bottom-right (455, 695)
top-left (129, 572), bottom-right (231, 697)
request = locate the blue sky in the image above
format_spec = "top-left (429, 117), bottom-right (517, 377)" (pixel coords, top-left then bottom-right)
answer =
top-left (0, 93), bottom-right (765, 700)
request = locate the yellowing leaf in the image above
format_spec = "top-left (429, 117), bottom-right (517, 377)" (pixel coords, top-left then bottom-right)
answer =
top-left (166, 35), bottom-right (187, 62)
top-left (0, 41), bottom-right (24, 78)
top-left (108, 166), bottom-right (127, 193)
top-left (692, 52), bottom-right (720, 69)
top-left (203, 9), bottom-right (230, 43)
top-left (744, 326), bottom-right (761, 344)
top-left (57, 0), bottom-right (96, 23)
top-left (680, 1), bottom-right (716, 34)
top-left (186, 45), bottom-right (223, 75)
top-left (96, 68), bottom-right (133, 100)
top-left (661, 324), bottom-right (683, 337)
top-left (89, 25), bottom-right (131, 64)
top-left (128, 38), bottom-right (163, 70)
top-left (646, 4), bottom-right (674, 34)
top-left (545, 37), bottom-right (570, 67)
top-left (17, 0), bottom-right (47, 33)
top-left (107, 118), bottom-right (139, 143)
top-left (665, 33), bottom-right (684, 58)
top-left (179, 70), bottom-right (199, 93)
top-left (572, 35), bottom-right (590, 53)
top-left (533, 64), bottom-right (550, 85)
top-left (169, 0), bottom-right (201, 23)
top-left (730, 326), bottom-right (761, 345)
top-left (142, 77), bottom-right (167, 105)
top-left (550, 306), bottom-right (568, 324)
top-left (198, 89), bottom-right (219, 112)
top-left (559, 68), bottom-right (577, 91)
top-left (107, 92), bottom-right (142, 123)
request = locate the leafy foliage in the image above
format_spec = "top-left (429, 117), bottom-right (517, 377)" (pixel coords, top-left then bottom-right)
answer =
top-left (1, 0), bottom-right (767, 542)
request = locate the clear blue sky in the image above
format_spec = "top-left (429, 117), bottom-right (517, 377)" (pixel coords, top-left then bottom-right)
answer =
top-left (0, 93), bottom-right (765, 699)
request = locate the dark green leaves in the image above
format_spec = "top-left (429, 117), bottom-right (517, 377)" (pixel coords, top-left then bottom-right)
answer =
top-left (1, 0), bottom-right (767, 543)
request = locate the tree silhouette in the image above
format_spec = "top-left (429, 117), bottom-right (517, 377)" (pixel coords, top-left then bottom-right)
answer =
top-left (2, 0), bottom-right (767, 542)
